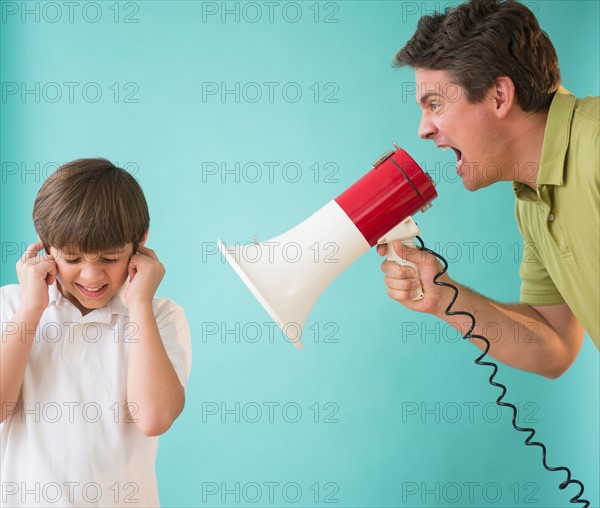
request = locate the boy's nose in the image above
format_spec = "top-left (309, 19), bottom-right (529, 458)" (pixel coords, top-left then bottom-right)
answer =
top-left (418, 113), bottom-right (437, 140)
top-left (80, 263), bottom-right (104, 283)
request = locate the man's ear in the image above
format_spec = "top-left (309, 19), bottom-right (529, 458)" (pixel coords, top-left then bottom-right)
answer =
top-left (493, 76), bottom-right (516, 119)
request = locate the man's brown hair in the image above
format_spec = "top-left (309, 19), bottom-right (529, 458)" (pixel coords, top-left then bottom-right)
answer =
top-left (394, 0), bottom-right (561, 112)
top-left (33, 158), bottom-right (149, 253)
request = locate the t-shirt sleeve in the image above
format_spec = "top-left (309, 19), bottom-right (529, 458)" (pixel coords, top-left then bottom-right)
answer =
top-left (515, 206), bottom-right (565, 306)
top-left (153, 299), bottom-right (192, 388)
top-left (1, 285), bottom-right (21, 335)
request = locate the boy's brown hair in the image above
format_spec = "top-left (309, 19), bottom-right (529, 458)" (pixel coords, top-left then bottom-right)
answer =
top-left (33, 158), bottom-right (149, 254)
top-left (394, 0), bottom-right (561, 112)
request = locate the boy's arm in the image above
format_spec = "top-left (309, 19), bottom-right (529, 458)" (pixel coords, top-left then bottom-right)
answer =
top-left (1, 242), bottom-right (56, 421)
top-left (125, 245), bottom-right (185, 437)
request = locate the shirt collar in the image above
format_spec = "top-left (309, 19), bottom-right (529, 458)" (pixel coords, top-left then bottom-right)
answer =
top-left (537, 86), bottom-right (576, 186)
top-left (109, 278), bottom-right (130, 316)
top-left (48, 280), bottom-right (62, 306)
top-left (513, 86), bottom-right (575, 201)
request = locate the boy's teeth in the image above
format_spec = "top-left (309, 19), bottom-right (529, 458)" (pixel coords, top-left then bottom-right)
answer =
top-left (84, 286), bottom-right (102, 291)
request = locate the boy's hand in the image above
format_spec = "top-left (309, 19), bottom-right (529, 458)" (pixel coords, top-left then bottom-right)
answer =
top-left (125, 245), bottom-right (165, 308)
top-left (16, 241), bottom-right (57, 314)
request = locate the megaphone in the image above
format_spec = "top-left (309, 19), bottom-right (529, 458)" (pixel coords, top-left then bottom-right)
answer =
top-left (218, 145), bottom-right (437, 348)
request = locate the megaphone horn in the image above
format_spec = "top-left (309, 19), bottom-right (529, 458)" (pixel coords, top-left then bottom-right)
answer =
top-left (218, 145), bottom-right (438, 348)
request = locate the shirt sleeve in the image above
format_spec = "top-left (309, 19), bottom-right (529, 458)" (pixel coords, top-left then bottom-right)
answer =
top-left (153, 298), bottom-right (192, 388)
top-left (515, 204), bottom-right (565, 306)
top-left (1, 285), bottom-right (21, 335)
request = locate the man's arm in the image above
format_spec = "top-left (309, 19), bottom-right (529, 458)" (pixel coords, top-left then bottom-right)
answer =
top-left (380, 242), bottom-right (585, 378)
top-left (430, 281), bottom-right (584, 378)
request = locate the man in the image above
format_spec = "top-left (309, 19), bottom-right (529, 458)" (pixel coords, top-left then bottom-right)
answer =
top-left (379, 0), bottom-right (599, 378)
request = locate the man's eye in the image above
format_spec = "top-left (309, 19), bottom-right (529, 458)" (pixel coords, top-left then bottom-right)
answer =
top-left (430, 102), bottom-right (440, 111)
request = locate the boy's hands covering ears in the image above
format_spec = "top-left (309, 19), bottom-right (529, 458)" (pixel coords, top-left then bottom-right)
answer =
top-left (16, 241), bottom-right (57, 314)
top-left (125, 245), bottom-right (165, 308)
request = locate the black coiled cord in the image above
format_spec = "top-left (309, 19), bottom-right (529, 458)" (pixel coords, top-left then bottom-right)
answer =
top-left (415, 236), bottom-right (590, 508)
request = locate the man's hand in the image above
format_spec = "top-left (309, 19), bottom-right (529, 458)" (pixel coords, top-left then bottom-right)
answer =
top-left (16, 241), bottom-right (57, 314)
top-left (378, 240), bottom-right (450, 316)
top-left (125, 245), bottom-right (165, 308)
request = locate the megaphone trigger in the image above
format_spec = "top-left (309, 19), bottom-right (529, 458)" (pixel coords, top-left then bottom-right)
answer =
top-left (377, 216), bottom-right (424, 300)
top-left (385, 242), bottom-right (424, 300)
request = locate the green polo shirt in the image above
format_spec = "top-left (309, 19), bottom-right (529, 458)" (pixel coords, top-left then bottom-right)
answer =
top-left (514, 87), bottom-right (599, 349)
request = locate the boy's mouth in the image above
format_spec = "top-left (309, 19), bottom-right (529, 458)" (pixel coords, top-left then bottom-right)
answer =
top-left (76, 283), bottom-right (109, 298)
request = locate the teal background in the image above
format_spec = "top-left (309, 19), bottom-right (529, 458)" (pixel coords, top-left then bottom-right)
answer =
top-left (1, 1), bottom-right (598, 507)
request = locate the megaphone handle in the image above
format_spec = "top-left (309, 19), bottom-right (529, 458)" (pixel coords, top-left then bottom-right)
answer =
top-left (386, 239), bottom-right (424, 300)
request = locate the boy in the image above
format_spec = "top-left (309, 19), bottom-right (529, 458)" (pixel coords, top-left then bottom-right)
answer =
top-left (1, 159), bottom-right (192, 507)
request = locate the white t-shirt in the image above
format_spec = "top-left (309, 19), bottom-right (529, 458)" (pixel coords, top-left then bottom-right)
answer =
top-left (0, 280), bottom-right (192, 508)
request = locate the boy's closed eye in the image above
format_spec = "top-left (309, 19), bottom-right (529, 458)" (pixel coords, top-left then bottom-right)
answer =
top-left (63, 257), bottom-right (120, 264)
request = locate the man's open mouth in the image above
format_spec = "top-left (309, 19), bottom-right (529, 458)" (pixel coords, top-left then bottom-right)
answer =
top-left (440, 146), bottom-right (463, 169)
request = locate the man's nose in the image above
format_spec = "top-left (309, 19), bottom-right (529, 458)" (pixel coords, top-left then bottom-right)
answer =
top-left (418, 112), bottom-right (437, 140)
